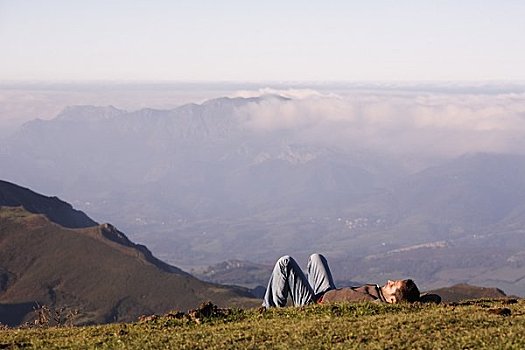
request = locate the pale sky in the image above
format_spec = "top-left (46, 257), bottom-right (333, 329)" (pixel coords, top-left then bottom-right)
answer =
top-left (1, 0), bottom-right (524, 81)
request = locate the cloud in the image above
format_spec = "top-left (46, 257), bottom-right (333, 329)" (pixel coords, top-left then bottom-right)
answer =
top-left (233, 89), bottom-right (525, 157)
top-left (231, 87), bottom-right (340, 100)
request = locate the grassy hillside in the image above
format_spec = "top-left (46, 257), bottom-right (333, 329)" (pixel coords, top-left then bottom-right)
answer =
top-left (0, 298), bottom-right (523, 349)
top-left (0, 206), bottom-right (257, 326)
top-left (0, 180), bottom-right (97, 229)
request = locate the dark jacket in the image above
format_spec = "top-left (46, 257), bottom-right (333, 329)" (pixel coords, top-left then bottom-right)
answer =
top-left (319, 284), bottom-right (387, 303)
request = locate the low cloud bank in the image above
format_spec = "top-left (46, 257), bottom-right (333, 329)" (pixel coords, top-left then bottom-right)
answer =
top-left (233, 89), bottom-right (525, 157)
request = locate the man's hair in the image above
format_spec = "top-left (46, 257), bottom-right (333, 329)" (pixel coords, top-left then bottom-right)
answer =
top-left (394, 279), bottom-right (420, 303)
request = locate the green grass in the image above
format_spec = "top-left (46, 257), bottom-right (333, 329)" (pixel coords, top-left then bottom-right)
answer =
top-left (1, 299), bottom-right (524, 349)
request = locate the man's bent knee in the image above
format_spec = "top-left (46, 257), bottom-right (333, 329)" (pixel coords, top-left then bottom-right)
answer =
top-left (277, 255), bottom-right (292, 267)
top-left (309, 253), bottom-right (326, 263)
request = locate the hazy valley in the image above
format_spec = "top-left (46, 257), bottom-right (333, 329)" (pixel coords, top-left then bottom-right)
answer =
top-left (2, 178), bottom-right (512, 328)
top-left (2, 85), bottom-right (525, 297)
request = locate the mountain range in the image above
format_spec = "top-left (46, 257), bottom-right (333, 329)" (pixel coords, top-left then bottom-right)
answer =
top-left (1, 96), bottom-right (525, 296)
top-left (2, 179), bottom-right (511, 329)
top-left (0, 180), bottom-right (256, 327)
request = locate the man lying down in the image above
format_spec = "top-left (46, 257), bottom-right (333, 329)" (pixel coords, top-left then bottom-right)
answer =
top-left (262, 254), bottom-right (440, 308)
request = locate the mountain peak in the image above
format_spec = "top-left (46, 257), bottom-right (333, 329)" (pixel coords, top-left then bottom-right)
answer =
top-left (56, 105), bottom-right (125, 121)
top-left (200, 94), bottom-right (290, 108)
top-left (0, 180), bottom-right (97, 229)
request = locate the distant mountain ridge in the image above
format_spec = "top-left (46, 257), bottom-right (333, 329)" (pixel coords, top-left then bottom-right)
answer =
top-left (2, 96), bottom-right (525, 296)
top-left (0, 181), bottom-right (256, 326)
top-left (55, 105), bottom-right (125, 121)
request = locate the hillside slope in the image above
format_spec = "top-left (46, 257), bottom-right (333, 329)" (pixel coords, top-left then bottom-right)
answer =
top-left (0, 181), bottom-right (257, 326)
top-left (0, 180), bottom-right (96, 229)
top-left (0, 207), bottom-right (256, 326)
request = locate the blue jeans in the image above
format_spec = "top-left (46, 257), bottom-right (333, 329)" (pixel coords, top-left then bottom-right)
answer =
top-left (262, 253), bottom-right (336, 308)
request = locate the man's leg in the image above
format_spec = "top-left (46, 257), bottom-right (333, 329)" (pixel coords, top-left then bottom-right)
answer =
top-left (262, 255), bottom-right (315, 308)
top-left (307, 253), bottom-right (336, 296)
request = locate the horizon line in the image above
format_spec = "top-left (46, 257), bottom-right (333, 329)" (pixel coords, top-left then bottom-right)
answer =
top-left (2, 79), bottom-right (525, 85)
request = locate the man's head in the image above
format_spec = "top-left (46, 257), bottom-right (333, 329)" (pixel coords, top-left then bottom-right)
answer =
top-left (382, 279), bottom-right (420, 303)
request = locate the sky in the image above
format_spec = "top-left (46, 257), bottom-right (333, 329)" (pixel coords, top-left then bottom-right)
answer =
top-left (1, 0), bottom-right (525, 82)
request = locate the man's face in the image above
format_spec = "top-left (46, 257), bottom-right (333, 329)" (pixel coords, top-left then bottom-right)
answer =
top-left (382, 280), bottom-right (405, 303)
